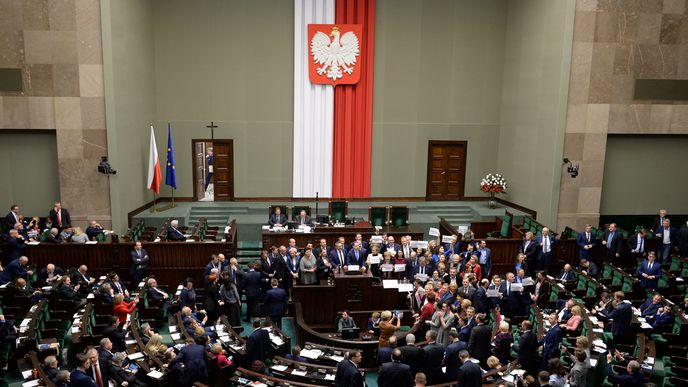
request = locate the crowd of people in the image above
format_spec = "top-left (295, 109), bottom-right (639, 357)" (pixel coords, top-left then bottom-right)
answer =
top-left (1, 204), bottom-right (687, 386)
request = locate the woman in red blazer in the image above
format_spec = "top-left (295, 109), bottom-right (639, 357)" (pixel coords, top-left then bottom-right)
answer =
top-left (113, 293), bottom-right (137, 324)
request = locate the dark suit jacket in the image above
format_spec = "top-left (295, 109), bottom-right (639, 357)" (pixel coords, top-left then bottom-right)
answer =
top-left (329, 248), bottom-right (346, 267)
top-left (474, 286), bottom-right (489, 313)
top-left (609, 302), bottom-right (632, 337)
top-left (655, 226), bottom-right (679, 246)
top-left (246, 328), bottom-right (270, 364)
top-left (335, 360), bottom-right (362, 387)
top-left (444, 340), bottom-right (467, 380)
top-left (557, 270), bottom-right (576, 282)
top-left (540, 324), bottom-right (564, 358)
top-left (269, 213), bottom-right (287, 226)
top-left (378, 361), bottom-right (413, 387)
top-left (637, 260), bottom-right (662, 289)
top-left (103, 325), bottom-right (126, 352)
top-left (5, 237), bottom-right (26, 261)
top-left (639, 299), bottom-right (661, 317)
top-left (627, 234), bottom-right (647, 254)
top-left (167, 226), bottom-right (186, 241)
top-left (399, 345), bottom-right (423, 376)
top-left (577, 231), bottom-right (596, 259)
top-left (0, 259), bottom-right (28, 283)
top-left (4, 212), bottom-right (20, 231)
top-left (244, 270), bottom-right (263, 298)
top-left (49, 208), bottom-right (71, 228)
top-left (536, 235), bottom-right (556, 257)
top-left (346, 248), bottom-right (367, 266)
top-left (421, 343), bottom-right (445, 383)
top-left (69, 369), bottom-right (97, 387)
top-left (169, 343), bottom-right (208, 383)
top-left (295, 215), bottom-right (312, 226)
top-left (467, 323), bottom-right (491, 362)
top-left (519, 240), bottom-right (539, 262)
top-left (377, 346), bottom-right (393, 365)
top-left (603, 230), bottom-right (623, 255)
top-left (264, 287), bottom-right (287, 316)
top-left (36, 266), bottom-right (63, 287)
top-left (517, 330), bottom-right (539, 370)
top-left (381, 242), bottom-right (401, 255)
top-left (457, 360), bottom-right (482, 387)
top-left (606, 364), bottom-right (644, 387)
top-left (130, 248), bottom-right (149, 273)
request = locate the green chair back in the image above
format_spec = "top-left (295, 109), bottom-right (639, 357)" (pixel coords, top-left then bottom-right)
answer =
top-left (369, 207), bottom-right (388, 227)
top-left (329, 201), bottom-right (347, 223)
top-left (499, 215), bottom-right (512, 237)
top-left (269, 205), bottom-right (288, 219)
top-left (292, 206), bottom-right (312, 219)
top-left (390, 207), bottom-right (409, 227)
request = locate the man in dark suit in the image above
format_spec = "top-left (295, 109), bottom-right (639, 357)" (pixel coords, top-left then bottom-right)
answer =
top-left (474, 279), bottom-right (490, 313)
top-left (466, 313), bottom-right (491, 368)
top-left (536, 227), bottom-right (556, 272)
top-left (98, 338), bottom-right (114, 364)
top-left (166, 219), bottom-right (186, 241)
top-left (264, 279), bottom-right (287, 329)
top-left (85, 220), bottom-right (104, 241)
top-left (48, 202), bottom-right (70, 231)
top-left (399, 333), bottom-right (423, 377)
top-left (70, 353), bottom-right (97, 387)
top-left (421, 330), bottom-right (446, 385)
top-left (0, 256), bottom-right (32, 284)
top-left (516, 320), bottom-right (539, 377)
top-left (651, 209), bottom-right (668, 233)
top-left (329, 242), bottom-right (347, 268)
top-left (350, 234), bottom-right (370, 252)
top-left (169, 336), bottom-right (208, 384)
top-left (577, 224), bottom-right (596, 260)
top-left (269, 207), bottom-right (287, 227)
top-left (637, 252), bottom-right (662, 291)
top-left (37, 263), bottom-right (63, 286)
top-left (578, 258), bottom-right (599, 279)
top-left (243, 262), bottom-right (263, 322)
top-left (334, 351), bottom-right (363, 387)
top-left (609, 291), bottom-right (633, 349)
top-left (627, 229), bottom-right (647, 263)
top-left (639, 293), bottom-right (663, 318)
top-left (540, 313), bottom-right (564, 368)
top-left (456, 350), bottom-right (482, 387)
top-left (556, 264), bottom-right (576, 283)
top-left (86, 348), bottom-right (109, 386)
top-left (295, 209), bottom-right (312, 226)
top-left (5, 229), bottom-right (27, 263)
top-left (458, 277), bottom-right (476, 303)
top-left (602, 223), bottom-right (623, 264)
top-left (378, 348), bottom-right (413, 387)
top-left (145, 278), bottom-right (171, 311)
top-left (130, 241), bottom-right (149, 285)
top-left (246, 319), bottom-right (270, 365)
top-left (4, 204), bottom-right (21, 232)
top-left (346, 241), bottom-right (367, 267)
top-left (313, 238), bottom-right (330, 259)
top-left (443, 329), bottom-right (466, 380)
top-left (382, 236), bottom-right (400, 255)
top-left (605, 352), bottom-right (644, 387)
top-left (103, 317), bottom-right (127, 352)
top-left (655, 219), bottom-right (678, 265)
top-left (442, 268), bottom-right (460, 286)
top-left (519, 231), bottom-right (539, 277)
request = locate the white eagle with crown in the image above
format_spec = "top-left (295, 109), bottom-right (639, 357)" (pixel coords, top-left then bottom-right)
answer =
top-left (310, 26), bottom-right (360, 81)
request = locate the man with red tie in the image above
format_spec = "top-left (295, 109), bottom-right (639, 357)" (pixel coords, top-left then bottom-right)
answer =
top-left (48, 202), bottom-right (71, 231)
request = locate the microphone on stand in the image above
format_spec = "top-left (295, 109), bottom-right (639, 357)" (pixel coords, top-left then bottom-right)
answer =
top-left (315, 192), bottom-right (319, 224)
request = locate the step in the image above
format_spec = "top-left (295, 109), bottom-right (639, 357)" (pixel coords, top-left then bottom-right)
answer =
top-left (237, 251), bottom-right (262, 257)
top-left (237, 241), bottom-right (263, 249)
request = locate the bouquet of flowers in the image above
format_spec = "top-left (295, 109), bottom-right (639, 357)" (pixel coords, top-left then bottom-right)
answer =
top-left (480, 173), bottom-right (507, 194)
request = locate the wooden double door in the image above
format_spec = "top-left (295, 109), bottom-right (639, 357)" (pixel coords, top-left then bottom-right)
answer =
top-left (192, 139), bottom-right (234, 201)
top-left (426, 141), bottom-right (467, 200)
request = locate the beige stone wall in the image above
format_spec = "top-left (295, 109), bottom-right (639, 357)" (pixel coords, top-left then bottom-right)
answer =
top-left (0, 0), bottom-right (111, 228)
top-left (557, 0), bottom-right (688, 231)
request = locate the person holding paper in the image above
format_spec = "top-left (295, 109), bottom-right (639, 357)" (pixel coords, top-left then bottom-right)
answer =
top-left (299, 248), bottom-right (318, 285)
top-left (444, 234), bottom-right (460, 256)
top-left (346, 241), bottom-right (367, 268)
top-left (499, 273), bottom-right (522, 319)
top-left (316, 249), bottom-right (335, 280)
top-left (378, 310), bottom-right (401, 348)
top-left (366, 244), bottom-right (383, 277)
top-left (514, 253), bottom-right (528, 275)
top-left (380, 251), bottom-right (395, 279)
top-left (413, 257), bottom-right (431, 283)
top-left (382, 236), bottom-right (400, 255)
top-left (531, 271), bottom-right (551, 309)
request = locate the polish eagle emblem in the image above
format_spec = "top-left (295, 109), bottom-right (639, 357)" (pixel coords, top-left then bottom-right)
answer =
top-left (308, 24), bottom-right (362, 85)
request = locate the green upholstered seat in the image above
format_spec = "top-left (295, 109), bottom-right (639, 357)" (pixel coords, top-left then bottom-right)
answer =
top-left (369, 207), bottom-right (388, 227)
top-left (329, 201), bottom-right (347, 223)
top-left (390, 206), bottom-right (409, 227)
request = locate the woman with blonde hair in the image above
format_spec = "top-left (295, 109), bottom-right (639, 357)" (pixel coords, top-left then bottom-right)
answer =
top-left (145, 333), bottom-right (163, 353)
top-left (112, 293), bottom-right (137, 324)
top-left (493, 321), bottom-right (512, 364)
top-left (378, 310), bottom-right (401, 348)
top-left (574, 335), bottom-right (591, 368)
top-left (563, 305), bottom-right (583, 332)
top-left (71, 227), bottom-right (89, 244)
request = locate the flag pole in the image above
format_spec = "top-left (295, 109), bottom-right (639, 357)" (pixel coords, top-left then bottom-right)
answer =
top-left (171, 186), bottom-right (176, 208)
top-left (151, 192), bottom-right (158, 213)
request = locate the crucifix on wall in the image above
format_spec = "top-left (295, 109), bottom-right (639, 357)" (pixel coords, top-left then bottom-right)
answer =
top-left (206, 121), bottom-right (218, 140)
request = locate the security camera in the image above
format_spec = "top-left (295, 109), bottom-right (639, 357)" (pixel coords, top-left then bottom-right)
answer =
top-left (98, 156), bottom-right (116, 175)
top-left (563, 158), bottom-right (579, 178)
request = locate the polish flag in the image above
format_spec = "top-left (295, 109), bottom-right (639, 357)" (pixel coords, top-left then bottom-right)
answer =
top-left (147, 125), bottom-right (162, 194)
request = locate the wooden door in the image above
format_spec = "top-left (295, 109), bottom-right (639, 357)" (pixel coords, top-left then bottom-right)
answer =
top-left (426, 141), bottom-right (467, 200)
top-left (192, 141), bottom-right (206, 201)
top-left (212, 140), bottom-right (234, 201)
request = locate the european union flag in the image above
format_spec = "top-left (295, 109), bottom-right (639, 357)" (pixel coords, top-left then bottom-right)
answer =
top-left (165, 123), bottom-right (177, 189)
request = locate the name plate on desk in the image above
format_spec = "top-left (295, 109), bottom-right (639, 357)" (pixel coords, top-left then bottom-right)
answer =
top-left (382, 280), bottom-right (398, 289)
top-left (347, 265), bottom-right (361, 272)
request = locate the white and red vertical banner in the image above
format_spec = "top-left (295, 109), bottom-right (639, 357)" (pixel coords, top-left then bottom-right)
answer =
top-left (293, 0), bottom-right (375, 198)
top-left (293, 0), bottom-right (335, 198)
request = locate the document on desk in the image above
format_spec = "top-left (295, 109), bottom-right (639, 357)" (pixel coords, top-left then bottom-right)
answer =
top-left (270, 333), bottom-right (284, 346)
top-left (170, 333), bottom-right (181, 341)
top-left (324, 374), bottom-right (336, 381)
top-left (329, 355), bottom-right (345, 362)
top-left (127, 352), bottom-right (145, 360)
top-left (271, 365), bottom-right (288, 372)
top-left (382, 280), bottom-right (398, 289)
top-left (21, 380), bottom-right (40, 387)
top-left (147, 370), bottom-right (163, 379)
top-left (291, 370), bottom-right (307, 376)
top-left (299, 349), bottom-right (322, 359)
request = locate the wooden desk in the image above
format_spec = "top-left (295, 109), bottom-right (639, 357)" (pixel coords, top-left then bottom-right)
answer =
top-left (292, 272), bottom-right (411, 326)
top-left (231, 367), bottom-right (322, 386)
top-left (261, 222), bottom-right (424, 249)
